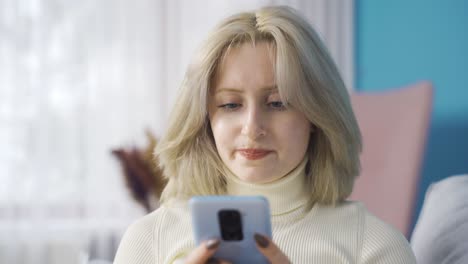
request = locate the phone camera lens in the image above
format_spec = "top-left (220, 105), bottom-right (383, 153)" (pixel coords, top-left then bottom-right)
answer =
top-left (218, 209), bottom-right (243, 241)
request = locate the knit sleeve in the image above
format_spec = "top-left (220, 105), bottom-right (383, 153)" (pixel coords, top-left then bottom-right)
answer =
top-left (359, 212), bottom-right (416, 264)
top-left (114, 211), bottom-right (159, 264)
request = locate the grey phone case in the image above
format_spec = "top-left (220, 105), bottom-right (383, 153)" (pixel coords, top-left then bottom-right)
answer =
top-left (190, 196), bottom-right (272, 263)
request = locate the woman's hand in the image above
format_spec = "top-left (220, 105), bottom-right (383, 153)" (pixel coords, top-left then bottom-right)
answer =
top-left (184, 239), bottom-right (231, 264)
top-left (255, 233), bottom-right (291, 264)
top-left (185, 234), bottom-right (290, 264)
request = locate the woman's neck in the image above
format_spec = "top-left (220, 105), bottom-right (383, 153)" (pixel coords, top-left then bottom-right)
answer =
top-left (224, 157), bottom-right (309, 216)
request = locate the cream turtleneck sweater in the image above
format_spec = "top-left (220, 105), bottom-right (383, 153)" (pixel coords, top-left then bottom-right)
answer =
top-left (114, 160), bottom-right (416, 263)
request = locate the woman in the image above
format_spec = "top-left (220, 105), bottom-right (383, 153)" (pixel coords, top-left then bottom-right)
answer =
top-left (114, 6), bottom-right (416, 264)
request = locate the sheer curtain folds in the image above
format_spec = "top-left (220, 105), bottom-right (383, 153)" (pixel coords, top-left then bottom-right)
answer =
top-left (0, 0), bottom-right (353, 263)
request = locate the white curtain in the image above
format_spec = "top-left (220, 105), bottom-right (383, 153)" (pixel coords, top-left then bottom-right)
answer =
top-left (0, 0), bottom-right (353, 263)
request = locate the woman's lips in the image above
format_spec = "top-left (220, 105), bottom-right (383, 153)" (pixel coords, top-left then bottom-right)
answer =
top-left (237, 149), bottom-right (272, 160)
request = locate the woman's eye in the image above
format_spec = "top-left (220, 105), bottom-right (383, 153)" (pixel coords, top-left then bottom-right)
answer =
top-left (268, 101), bottom-right (286, 110)
top-left (218, 103), bottom-right (241, 110)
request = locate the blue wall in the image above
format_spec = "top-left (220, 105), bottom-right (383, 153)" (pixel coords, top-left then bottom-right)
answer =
top-left (356, 0), bottom-right (468, 235)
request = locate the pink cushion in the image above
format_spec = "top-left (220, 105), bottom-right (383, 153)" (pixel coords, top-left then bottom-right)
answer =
top-left (349, 81), bottom-right (433, 237)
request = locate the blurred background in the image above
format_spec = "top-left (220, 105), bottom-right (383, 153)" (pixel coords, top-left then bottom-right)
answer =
top-left (0, 0), bottom-right (466, 263)
top-left (355, 0), bottom-right (468, 229)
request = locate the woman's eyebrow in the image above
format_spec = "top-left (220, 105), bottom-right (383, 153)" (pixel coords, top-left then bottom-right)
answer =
top-left (215, 85), bottom-right (278, 94)
top-left (215, 87), bottom-right (243, 94)
top-left (263, 85), bottom-right (278, 92)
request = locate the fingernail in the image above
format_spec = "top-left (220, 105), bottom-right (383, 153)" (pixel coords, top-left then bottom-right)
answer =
top-left (254, 233), bottom-right (269, 248)
top-left (205, 239), bottom-right (220, 250)
top-left (206, 257), bottom-right (221, 264)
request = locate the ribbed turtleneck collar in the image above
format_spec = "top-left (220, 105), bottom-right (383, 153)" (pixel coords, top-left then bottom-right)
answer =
top-left (224, 157), bottom-right (309, 216)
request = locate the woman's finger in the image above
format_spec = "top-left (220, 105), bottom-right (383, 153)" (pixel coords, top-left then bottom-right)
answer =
top-left (206, 258), bottom-right (232, 264)
top-left (254, 233), bottom-right (291, 264)
top-left (184, 239), bottom-right (220, 264)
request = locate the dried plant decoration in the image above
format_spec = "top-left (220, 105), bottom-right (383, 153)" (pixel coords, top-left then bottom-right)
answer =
top-left (112, 130), bottom-right (167, 212)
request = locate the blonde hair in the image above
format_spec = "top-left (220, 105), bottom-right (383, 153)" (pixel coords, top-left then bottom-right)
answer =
top-left (155, 6), bottom-right (362, 206)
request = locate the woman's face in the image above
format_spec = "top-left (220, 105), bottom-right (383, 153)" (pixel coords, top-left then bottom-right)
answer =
top-left (208, 42), bottom-right (311, 183)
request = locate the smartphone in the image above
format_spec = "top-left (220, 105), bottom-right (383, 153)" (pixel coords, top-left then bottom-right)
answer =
top-left (189, 195), bottom-right (272, 263)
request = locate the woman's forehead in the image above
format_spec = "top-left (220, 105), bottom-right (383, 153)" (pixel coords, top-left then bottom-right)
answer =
top-left (212, 42), bottom-right (276, 89)
top-left (217, 41), bottom-right (276, 72)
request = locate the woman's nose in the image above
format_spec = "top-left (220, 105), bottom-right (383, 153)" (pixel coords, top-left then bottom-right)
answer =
top-left (241, 106), bottom-right (266, 140)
